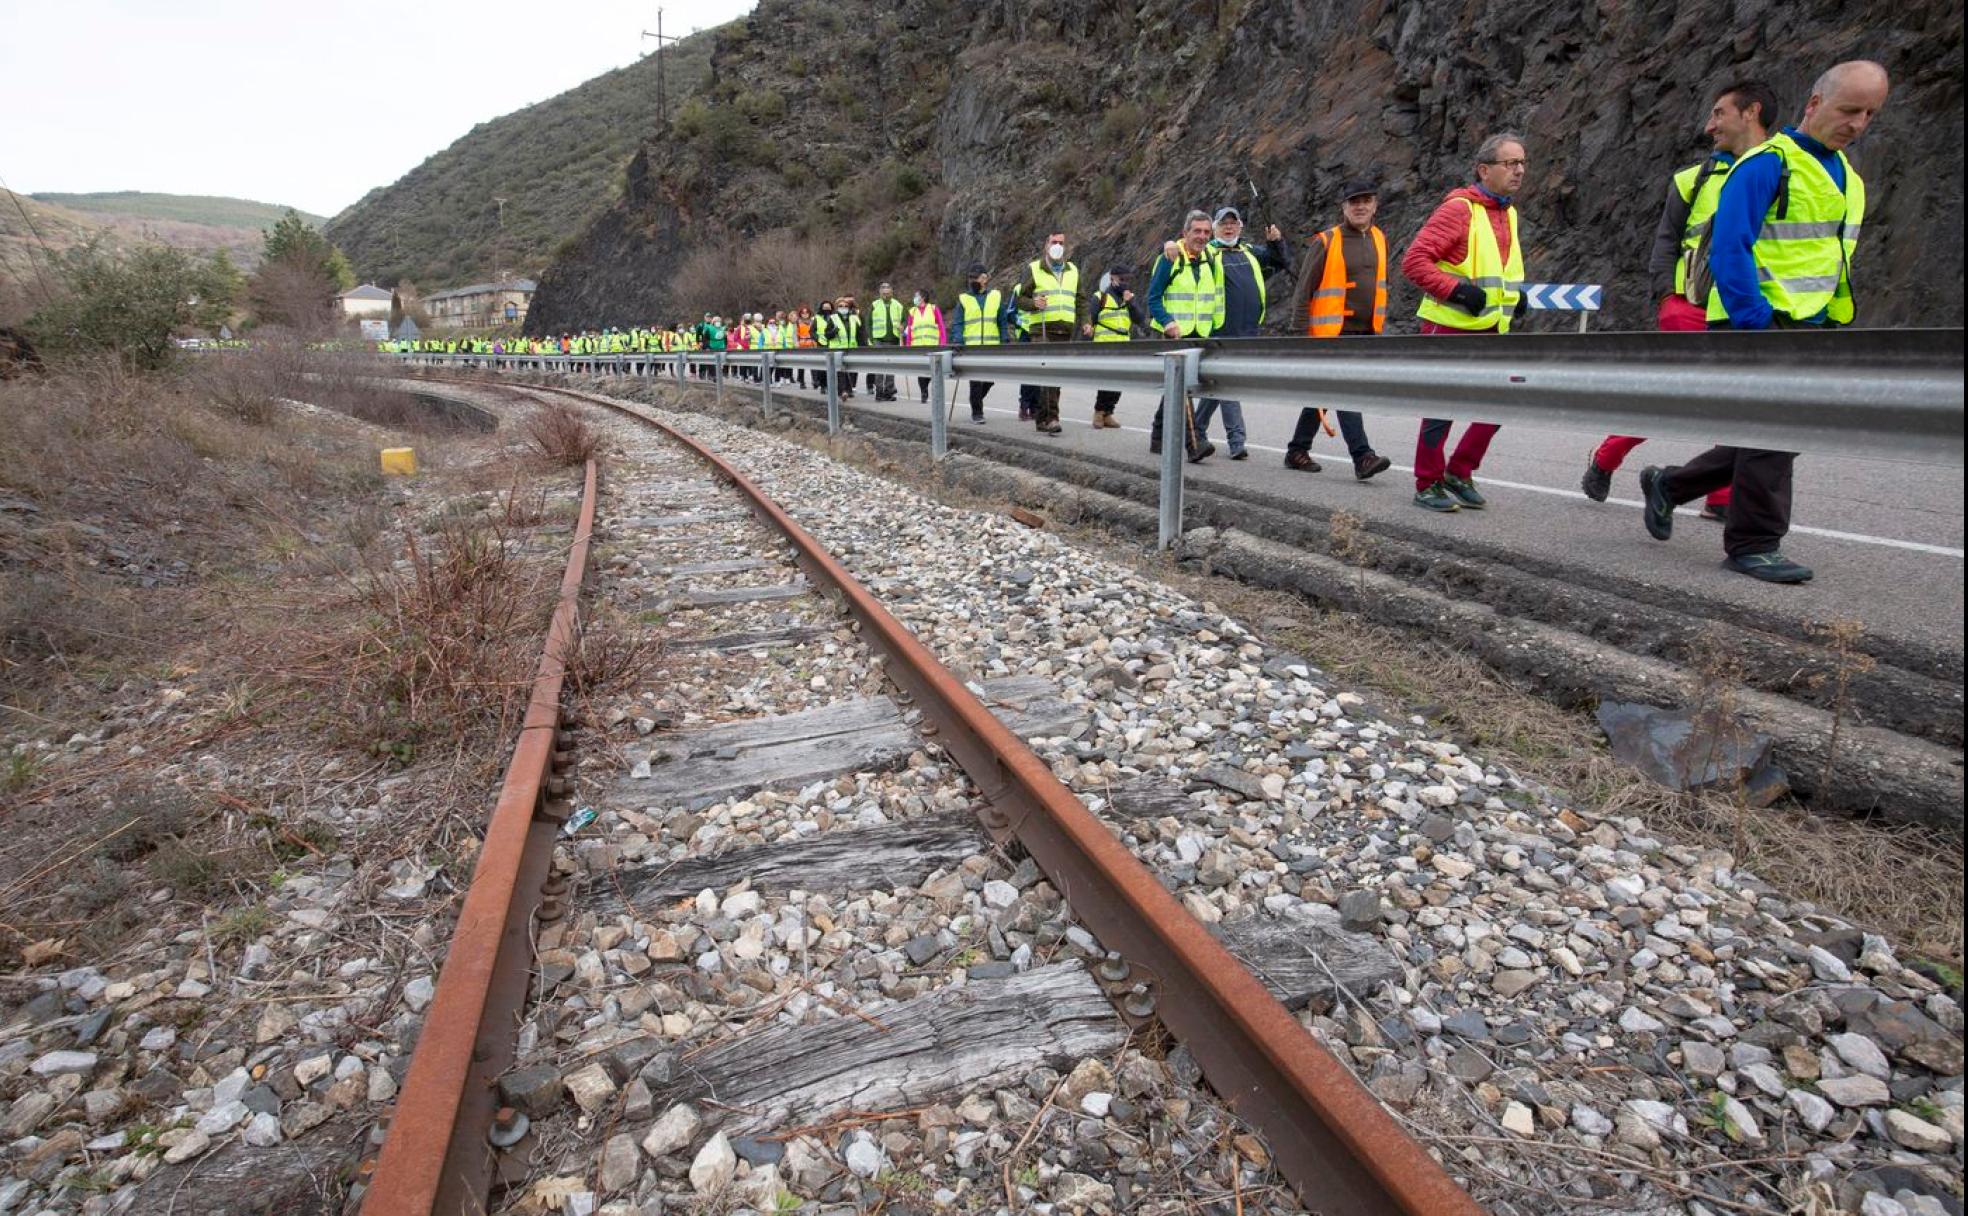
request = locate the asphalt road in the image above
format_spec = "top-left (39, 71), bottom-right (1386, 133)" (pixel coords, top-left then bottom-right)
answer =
top-left (710, 372), bottom-right (1965, 661)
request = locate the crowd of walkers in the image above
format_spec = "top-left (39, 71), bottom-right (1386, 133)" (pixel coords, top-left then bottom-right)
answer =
top-left (386, 59), bottom-right (1886, 584)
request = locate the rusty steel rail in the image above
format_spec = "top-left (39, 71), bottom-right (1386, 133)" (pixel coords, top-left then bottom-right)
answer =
top-left (362, 458), bottom-right (598, 1216)
top-left (519, 381), bottom-right (1485, 1216)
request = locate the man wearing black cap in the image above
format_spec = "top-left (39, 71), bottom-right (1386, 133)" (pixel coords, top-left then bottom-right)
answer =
top-left (1283, 178), bottom-right (1395, 479)
top-left (952, 264), bottom-right (1015, 423)
top-left (1193, 205), bottom-right (1291, 459)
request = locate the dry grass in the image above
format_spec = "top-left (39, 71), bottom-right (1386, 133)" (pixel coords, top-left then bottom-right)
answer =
top-left (300, 515), bottom-right (554, 766)
top-left (522, 401), bottom-right (602, 468)
top-left (565, 602), bottom-right (663, 697)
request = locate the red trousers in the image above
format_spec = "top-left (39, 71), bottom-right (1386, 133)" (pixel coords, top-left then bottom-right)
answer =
top-left (1413, 322), bottom-right (1499, 490)
top-left (1595, 297), bottom-right (1728, 506)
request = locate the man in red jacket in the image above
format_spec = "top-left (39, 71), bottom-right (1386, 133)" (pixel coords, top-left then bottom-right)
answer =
top-left (1400, 133), bottom-right (1528, 512)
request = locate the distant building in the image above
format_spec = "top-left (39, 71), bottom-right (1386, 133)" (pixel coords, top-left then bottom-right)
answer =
top-left (337, 283), bottom-right (393, 319)
top-left (423, 279), bottom-right (537, 330)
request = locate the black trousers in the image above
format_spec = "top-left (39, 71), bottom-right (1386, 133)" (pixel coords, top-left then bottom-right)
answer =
top-left (1148, 395), bottom-right (1202, 451)
top-left (1288, 409), bottom-right (1375, 460)
top-left (969, 380), bottom-right (993, 418)
top-left (1662, 447), bottom-right (1794, 557)
top-left (1094, 389), bottom-right (1120, 414)
top-left (917, 377), bottom-right (931, 401)
top-left (870, 339), bottom-right (899, 397)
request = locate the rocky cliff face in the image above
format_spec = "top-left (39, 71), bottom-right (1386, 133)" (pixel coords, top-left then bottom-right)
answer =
top-left (528, 0), bottom-right (1963, 334)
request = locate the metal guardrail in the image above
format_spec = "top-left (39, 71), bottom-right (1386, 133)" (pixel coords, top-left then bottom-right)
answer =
top-left (392, 329), bottom-right (1963, 546)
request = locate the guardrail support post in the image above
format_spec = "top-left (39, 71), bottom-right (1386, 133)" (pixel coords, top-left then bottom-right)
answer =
top-left (1158, 349), bottom-right (1199, 550)
top-left (826, 352), bottom-right (843, 434)
top-left (760, 353), bottom-right (775, 420)
top-left (928, 352), bottom-right (953, 460)
top-left (715, 353), bottom-right (726, 405)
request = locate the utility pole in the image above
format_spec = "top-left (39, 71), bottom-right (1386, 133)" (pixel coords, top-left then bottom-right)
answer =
top-left (641, 9), bottom-right (680, 129)
top-left (492, 194), bottom-right (508, 281)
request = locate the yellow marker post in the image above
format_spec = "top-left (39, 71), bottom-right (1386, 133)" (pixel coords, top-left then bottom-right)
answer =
top-left (380, 448), bottom-right (418, 476)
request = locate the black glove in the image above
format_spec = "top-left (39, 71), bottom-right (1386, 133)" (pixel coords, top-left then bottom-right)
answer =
top-left (1512, 293), bottom-right (1528, 322)
top-left (1447, 281), bottom-right (1488, 314)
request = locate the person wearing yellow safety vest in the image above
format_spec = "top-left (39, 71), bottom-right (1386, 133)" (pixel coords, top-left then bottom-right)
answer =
top-left (903, 288), bottom-right (947, 403)
top-left (1282, 178), bottom-right (1394, 480)
top-left (1145, 210), bottom-right (1223, 462)
top-left (1401, 132), bottom-right (1528, 513)
top-left (832, 295), bottom-right (863, 398)
top-left (1188, 206), bottom-right (1292, 459)
top-left (1011, 231), bottom-right (1084, 436)
top-left (810, 302), bottom-right (840, 396)
top-left (1586, 79), bottom-right (1778, 518)
top-left (1082, 265), bottom-right (1144, 427)
top-left (1639, 61), bottom-right (1888, 585)
top-left (865, 283), bottom-right (905, 401)
top-left (952, 264), bottom-right (1016, 424)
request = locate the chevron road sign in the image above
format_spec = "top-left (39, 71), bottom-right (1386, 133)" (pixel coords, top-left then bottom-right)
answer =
top-left (1521, 282), bottom-right (1603, 311)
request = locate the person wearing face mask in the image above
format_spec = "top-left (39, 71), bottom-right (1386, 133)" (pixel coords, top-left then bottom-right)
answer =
top-left (833, 295), bottom-right (863, 398)
top-left (811, 301), bottom-right (837, 396)
top-left (903, 288), bottom-right (947, 403)
top-left (866, 282), bottom-right (905, 401)
top-left (1402, 132), bottom-right (1529, 514)
top-left (1083, 266), bottom-right (1144, 427)
top-left (953, 263), bottom-right (1016, 424)
top-left (1010, 231), bottom-right (1084, 435)
top-left (1195, 206), bottom-right (1291, 458)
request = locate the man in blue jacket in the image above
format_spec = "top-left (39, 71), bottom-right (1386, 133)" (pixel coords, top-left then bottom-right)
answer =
top-left (1640, 60), bottom-right (1889, 585)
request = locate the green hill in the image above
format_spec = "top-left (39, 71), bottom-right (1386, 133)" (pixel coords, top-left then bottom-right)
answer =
top-left (30, 192), bottom-right (324, 231)
top-left (323, 26), bottom-right (719, 290)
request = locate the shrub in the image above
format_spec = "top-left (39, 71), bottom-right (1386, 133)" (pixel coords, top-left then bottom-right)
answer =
top-left (1100, 101), bottom-right (1147, 147)
top-left (24, 241), bottom-right (239, 370)
top-left (817, 151), bottom-right (854, 187)
top-left (891, 164), bottom-right (928, 202)
top-left (736, 89), bottom-right (787, 123)
top-left (522, 402), bottom-right (601, 467)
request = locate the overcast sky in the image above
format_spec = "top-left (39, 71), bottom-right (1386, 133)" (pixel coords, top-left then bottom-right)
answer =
top-left (0, 0), bottom-right (757, 219)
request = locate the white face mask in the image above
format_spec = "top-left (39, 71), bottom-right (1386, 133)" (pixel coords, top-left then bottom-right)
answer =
top-left (1047, 242), bottom-right (1066, 261)
top-left (912, 294), bottom-right (924, 306)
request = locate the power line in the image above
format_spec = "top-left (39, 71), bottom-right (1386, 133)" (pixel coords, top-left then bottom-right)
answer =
top-left (0, 169), bottom-right (59, 302)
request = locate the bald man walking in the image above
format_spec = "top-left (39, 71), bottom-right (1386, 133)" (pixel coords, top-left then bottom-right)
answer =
top-left (1640, 60), bottom-right (1889, 584)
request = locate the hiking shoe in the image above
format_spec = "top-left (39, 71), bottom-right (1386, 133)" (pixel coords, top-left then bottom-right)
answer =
top-left (1725, 552), bottom-right (1813, 583)
top-left (1441, 473), bottom-right (1487, 509)
top-left (1285, 450), bottom-right (1322, 472)
top-left (969, 415), bottom-right (987, 425)
top-left (1414, 482), bottom-right (1461, 512)
top-left (1581, 453), bottom-right (1613, 502)
top-left (1038, 423), bottom-right (1062, 436)
top-left (1639, 466), bottom-right (1675, 540)
top-left (1229, 449), bottom-right (1249, 461)
top-left (1354, 453), bottom-right (1392, 481)
top-left (1700, 501), bottom-right (1728, 523)
top-left (1187, 442), bottom-right (1215, 464)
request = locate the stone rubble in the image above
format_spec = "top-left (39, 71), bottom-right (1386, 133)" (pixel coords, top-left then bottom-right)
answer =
top-left (509, 389), bottom-right (1963, 1216)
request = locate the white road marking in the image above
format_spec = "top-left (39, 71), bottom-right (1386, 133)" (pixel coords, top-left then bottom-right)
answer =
top-left (974, 404), bottom-right (1967, 560)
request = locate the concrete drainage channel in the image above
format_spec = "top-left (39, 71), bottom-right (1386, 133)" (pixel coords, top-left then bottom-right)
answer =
top-left (514, 372), bottom-right (1962, 836)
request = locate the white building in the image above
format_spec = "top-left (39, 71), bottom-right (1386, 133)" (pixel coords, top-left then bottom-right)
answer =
top-left (337, 284), bottom-right (393, 319)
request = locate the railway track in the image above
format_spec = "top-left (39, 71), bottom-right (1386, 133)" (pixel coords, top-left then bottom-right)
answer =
top-left (360, 382), bottom-right (1482, 1214)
